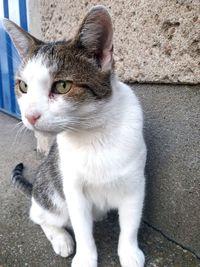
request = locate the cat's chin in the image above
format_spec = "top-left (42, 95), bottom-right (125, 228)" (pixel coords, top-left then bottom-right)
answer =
top-left (33, 127), bottom-right (63, 135)
top-left (23, 122), bottom-right (34, 131)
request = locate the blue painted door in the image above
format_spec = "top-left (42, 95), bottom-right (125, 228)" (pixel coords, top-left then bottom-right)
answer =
top-left (0, 0), bottom-right (28, 118)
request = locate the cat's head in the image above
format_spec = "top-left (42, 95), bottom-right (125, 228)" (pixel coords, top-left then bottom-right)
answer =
top-left (2, 6), bottom-right (114, 133)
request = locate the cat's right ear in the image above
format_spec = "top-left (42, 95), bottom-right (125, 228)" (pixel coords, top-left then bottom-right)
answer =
top-left (74, 5), bottom-right (113, 71)
top-left (1, 18), bottom-right (43, 58)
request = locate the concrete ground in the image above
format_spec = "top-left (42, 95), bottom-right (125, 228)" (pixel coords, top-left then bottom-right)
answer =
top-left (0, 112), bottom-right (199, 267)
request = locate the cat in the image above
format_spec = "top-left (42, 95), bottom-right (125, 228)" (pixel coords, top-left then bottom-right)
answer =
top-left (3, 5), bottom-right (146, 267)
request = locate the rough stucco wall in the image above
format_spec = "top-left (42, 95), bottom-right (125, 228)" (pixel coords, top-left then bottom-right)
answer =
top-left (36, 0), bottom-right (200, 84)
top-left (28, 0), bottom-right (42, 38)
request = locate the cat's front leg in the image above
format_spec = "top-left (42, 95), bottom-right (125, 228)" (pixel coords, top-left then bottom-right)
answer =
top-left (118, 185), bottom-right (145, 267)
top-left (64, 185), bottom-right (97, 267)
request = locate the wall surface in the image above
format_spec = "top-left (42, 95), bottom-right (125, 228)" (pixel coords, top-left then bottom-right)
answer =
top-left (32, 0), bottom-right (200, 84)
top-left (134, 84), bottom-right (200, 257)
top-left (28, 0), bottom-right (42, 38)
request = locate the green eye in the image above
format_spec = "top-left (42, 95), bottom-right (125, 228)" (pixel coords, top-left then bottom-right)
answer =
top-left (18, 80), bottom-right (28, 93)
top-left (52, 81), bottom-right (72, 94)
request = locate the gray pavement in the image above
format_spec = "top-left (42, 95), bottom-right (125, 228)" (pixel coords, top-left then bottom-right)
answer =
top-left (0, 112), bottom-right (199, 267)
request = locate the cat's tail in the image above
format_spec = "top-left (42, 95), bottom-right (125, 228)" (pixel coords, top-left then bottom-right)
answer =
top-left (11, 163), bottom-right (33, 198)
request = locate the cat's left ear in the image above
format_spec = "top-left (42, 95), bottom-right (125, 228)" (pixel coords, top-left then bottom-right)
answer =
top-left (75, 5), bottom-right (113, 71)
top-left (1, 18), bottom-right (43, 58)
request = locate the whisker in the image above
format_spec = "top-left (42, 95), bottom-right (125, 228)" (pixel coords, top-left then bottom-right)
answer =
top-left (11, 123), bottom-right (25, 148)
top-left (12, 120), bottom-right (23, 131)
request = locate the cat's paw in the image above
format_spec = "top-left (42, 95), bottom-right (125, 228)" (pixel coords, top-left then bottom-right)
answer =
top-left (51, 232), bottom-right (74, 258)
top-left (118, 245), bottom-right (145, 267)
top-left (71, 253), bottom-right (97, 267)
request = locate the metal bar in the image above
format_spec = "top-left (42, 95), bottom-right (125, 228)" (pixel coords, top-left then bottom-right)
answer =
top-left (3, 0), bottom-right (16, 114)
top-left (1, 0), bottom-right (11, 112)
top-left (0, 107), bottom-right (20, 119)
top-left (19, 0), bottom-right (28, 31)
top-left (0, 56), bottom-right (3, 108)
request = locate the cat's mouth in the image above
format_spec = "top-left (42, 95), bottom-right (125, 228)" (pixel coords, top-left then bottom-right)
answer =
top-left (29, 122), bottom-right (78, 134)
top-left (23, 118), bottom-right (65, 134)
top-left (23, 113), bottom-right (100, 134)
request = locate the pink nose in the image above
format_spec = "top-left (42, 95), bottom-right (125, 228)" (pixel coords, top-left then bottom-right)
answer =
top-left (25, 113), bottom-right (41, 125)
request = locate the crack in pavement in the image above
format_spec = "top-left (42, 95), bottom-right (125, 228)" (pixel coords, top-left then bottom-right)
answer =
top-left (143, 220), bottom-right (200, 261)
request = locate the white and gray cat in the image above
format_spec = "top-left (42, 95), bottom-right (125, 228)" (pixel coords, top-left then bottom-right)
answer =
top-left (3, 6), bottom-right (146, 267)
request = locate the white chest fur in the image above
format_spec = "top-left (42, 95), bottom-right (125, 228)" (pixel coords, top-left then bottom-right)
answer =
top-left (57, 82), bottom-right (146, 209)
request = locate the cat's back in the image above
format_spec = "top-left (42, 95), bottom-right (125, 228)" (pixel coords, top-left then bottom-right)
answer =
top-left (114, 80), bottom-right (143, 123)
